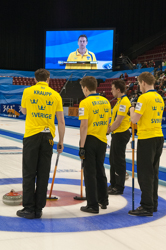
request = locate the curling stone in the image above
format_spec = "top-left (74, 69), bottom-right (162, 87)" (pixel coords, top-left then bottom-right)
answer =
top-left (125, 172), bottom-right (129, 180)
top-left (2, 189), bottom-right (22, 206)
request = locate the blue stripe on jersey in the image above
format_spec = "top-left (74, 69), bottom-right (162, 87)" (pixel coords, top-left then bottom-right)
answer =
top-left (88, 52), bottom-right (93, 61)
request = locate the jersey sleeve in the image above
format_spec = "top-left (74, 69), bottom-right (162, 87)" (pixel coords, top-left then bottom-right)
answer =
top-left (56, 95), bottom-right (63, 111)
top-left (134, 95), bottom-right (146, 115)
top-left (78, 100), bottom-right (89, 120)
top-left (109, 103), bottom-right (111, 118)
top-left (92, 52), bottom-right (97, 62)
top-left (117, 98), bottom-right (130, 116)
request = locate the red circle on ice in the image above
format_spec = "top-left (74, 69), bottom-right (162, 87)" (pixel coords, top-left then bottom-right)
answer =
top-left (17, 190), bottom-right (85, 207)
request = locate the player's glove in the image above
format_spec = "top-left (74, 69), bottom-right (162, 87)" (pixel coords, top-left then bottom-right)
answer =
top-left (127, 106), bottom-right (132, 116)
top-left (127, 102), bottom-right (137, 116)
top-left (79, 147), bottom-right (85, 159)
top-left (131, 102), bottom-right (137, 108)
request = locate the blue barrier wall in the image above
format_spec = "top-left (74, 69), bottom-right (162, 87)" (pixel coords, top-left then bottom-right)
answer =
top-left (0, 67), bottom-right (158, 81)
top-left (0, 85), bottom-right (28, 104)
top-left (0, 77), bottom-right (13, 85)
top-left (0, 85), bottom-right (28, 114)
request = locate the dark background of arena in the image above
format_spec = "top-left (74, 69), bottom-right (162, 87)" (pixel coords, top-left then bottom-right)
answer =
top-left (0, 0), bottom-right (166, 71)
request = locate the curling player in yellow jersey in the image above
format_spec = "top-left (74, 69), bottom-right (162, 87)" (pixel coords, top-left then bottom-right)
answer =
top-left (128, 72), bottom-right (164, 217)
top-left (107, 79), bottom-right (131, 195)
top-left (78, 76), bottom-right (111, 213)
top-left (16, 68), bottom-right (65, 219)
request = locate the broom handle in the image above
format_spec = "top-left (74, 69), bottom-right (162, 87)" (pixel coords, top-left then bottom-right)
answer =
top-left (80, 160), bottom-right (83, 197)
top-left (131, 123), bottom-right (135, 211)
top-left (49, 153), bottom-right (60, 198)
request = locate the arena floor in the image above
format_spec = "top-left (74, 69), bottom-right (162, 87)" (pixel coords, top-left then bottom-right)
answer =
top-left (0, 117), bottom-right (166, 250)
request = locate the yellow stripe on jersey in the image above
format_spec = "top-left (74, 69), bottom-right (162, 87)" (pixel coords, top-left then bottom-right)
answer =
top-left (79, 94), bottom-right (111, 143)
top-left (21, 82), bottom-right (63, 138)
top-left (65, 49), bottom-right (97, 69)
top-left (135, 90), bottom-right (164, 139)
top-left (110, 95), bottom-right (131, 133)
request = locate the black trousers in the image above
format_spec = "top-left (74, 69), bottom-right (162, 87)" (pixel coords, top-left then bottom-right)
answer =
top-left (83, 135), bottom-right (108, 210)
top-left (23, 132), bottom-right (53, 212)
top-left (109, 130), bottom-right (131, 192)
top-left (137, 137), bottom-right (164, 212)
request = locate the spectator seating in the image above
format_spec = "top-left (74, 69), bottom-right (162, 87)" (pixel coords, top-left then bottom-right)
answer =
top-left (12, 76), bottom-right (138, 108)
top-left (96, 77), bottom-right (137, 107)
top-left (133, 41), bottom-right (166, 64)
top-left (12, 77), bottom-right (66, 93)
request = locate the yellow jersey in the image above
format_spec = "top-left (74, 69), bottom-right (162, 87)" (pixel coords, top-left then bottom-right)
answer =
top-left (110, 95), bottom-right (131, 134)
top-left (135, 90), bottom-right (164, 139)
top-left (65, 49), bottom-right (97, 69)
top-left (21, 81), bottom-right (63, 138)
top-left (79, 93), bottom-right (111, 143)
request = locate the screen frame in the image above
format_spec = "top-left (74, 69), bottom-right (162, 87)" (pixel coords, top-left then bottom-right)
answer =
top-left (44, 28), bottom-right (116, 71)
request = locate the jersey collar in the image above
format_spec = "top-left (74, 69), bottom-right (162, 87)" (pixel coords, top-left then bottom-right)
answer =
top-left (36, 81), bottom-right (48, 86)
top-left (76, 49), bottom-right (88, 56)
top-left (117, 94), bottom-right (126, 100)
top-left (146, 89), bottom-right (156, 93)
top-left (88, 93), bottom-right (100, 97)
top-left (121, 94), bottom-right (127, 98)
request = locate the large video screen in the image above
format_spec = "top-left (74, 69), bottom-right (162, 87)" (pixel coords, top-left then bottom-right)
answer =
top-left (45, 29), bottom-right (114, 70)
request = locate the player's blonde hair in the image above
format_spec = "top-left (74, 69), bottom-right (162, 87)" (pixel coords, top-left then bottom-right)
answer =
top-left (80, 76), bottom-right (97, 91)
top-left (138, 72), bottom-right (155, 85)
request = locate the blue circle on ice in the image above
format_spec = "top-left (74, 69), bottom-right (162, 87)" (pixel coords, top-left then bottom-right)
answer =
top-left (0, 178), bottom-right (166, 232)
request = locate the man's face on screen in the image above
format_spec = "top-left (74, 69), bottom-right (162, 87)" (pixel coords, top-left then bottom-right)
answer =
top-left (78, 37), bottom-right (88, 50)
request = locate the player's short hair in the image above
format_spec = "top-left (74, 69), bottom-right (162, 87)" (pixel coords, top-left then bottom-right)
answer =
top-left (80, 76), bottom-right (97, 91)
top-left (138, 72), bottom-right (155, 85)
top-left (78, 34), bottom-right (88, 41)
top-left (112, 79), bottom-right (126, 93)
top-left (35, 68), bottom-right (50, 82)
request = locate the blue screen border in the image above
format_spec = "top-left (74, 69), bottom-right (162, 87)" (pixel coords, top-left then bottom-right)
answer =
top-left (44, 28), bottom-right (116, 71)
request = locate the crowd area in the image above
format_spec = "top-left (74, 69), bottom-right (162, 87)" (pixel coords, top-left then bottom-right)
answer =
top-left (154, 67), bottom-right (166, 99)
top-left (99, 69), bottom-right (166, 109)
top-left (134, 60), bottom-right (156, 69)
top-left (134, 59), bottom-right (166, 69)
top-left (119, 70), bottom-right (166, 107)
top-left (132, 58), bottom-right (166, 70)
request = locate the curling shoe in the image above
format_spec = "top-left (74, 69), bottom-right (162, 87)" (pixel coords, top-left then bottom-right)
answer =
top-left (35, 210), bottom-right (42, 218)
top-left (108, 187), bottom-right (123, 195)
top-left (80, 205), bottom-right (99, 214)
top-left (16, 208), bottom-right (35, 219)
top-left (128, 206), bottom-right (153, 217)
top-left (107, 185), bottom-right (113, 192)
top-left (98, 200), bottom-right (109, 209)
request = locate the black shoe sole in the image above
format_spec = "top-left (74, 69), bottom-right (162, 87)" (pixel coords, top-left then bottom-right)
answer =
top-left (108, 191), bottom-right (123, 195)
top-left (16, 212), bottom-right (35, 219)
top-left (128, 211), bottom-right (153, 217)
top-left (80, 207), bottom-right (99, 214)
